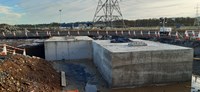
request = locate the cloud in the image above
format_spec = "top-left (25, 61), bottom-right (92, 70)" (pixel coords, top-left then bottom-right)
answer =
top-left (0, 5), bottom-right (24, 24)
top-left (16, 0), bottom-right (97, 24)
top-left (120, 0), bottom-right (197, 19)
top-left (0, 5), bottom-right (23, 18)
top-left (1, 0), bottom-right (199, 24)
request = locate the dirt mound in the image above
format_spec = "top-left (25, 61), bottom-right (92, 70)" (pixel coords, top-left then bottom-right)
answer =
top-left (0, 55), bottom-right (61, 92)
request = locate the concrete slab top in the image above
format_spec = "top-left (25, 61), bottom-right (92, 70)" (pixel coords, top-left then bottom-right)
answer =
top-left (45, 36), bottom-right (93, 42)
top-left (93, 39), bottom-right (192, 53)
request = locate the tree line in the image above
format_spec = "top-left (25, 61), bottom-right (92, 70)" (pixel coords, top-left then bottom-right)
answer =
top-left (124, 17), bottom-right (195, 27)
top-left (9, 17), bottom-right (196, 29)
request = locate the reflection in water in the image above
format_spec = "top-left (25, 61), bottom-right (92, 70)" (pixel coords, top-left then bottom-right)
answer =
top-left (191, 75), bottom-right (200, 92)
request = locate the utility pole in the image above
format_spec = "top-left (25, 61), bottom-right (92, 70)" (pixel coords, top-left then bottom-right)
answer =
top-left (59, 9), bottom-right (62, 29)
top-left (194, 4), bottom-right (200, 30)
top-left (93, 0), bottom-right (125, 29)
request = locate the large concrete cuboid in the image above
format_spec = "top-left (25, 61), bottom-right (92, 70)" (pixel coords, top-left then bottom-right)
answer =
top-left (45, 36), bottom-right (93, 61)
top-left (93, 39), bottom-right (193, 88)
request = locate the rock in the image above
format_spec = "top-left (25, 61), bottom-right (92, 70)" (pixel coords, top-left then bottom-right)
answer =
top-left (17, 88), bottom-right (20, 92)
top-left (16, 81), bottom-right (20, 86)
top-left (11, 77), bottom-right (14, 80)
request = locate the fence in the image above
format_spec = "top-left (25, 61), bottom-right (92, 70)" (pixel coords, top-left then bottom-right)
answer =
top-left (0, 44), bottom-right (26, 56)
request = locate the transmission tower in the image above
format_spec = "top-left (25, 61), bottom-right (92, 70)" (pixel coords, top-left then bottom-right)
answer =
top-left (93, 0), bottom-right (126, 29)
top-left (194, 4), bottom-right (200, 29)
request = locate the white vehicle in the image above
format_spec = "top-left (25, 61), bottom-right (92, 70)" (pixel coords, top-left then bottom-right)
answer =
top-left (160, 27), bottom-right (172, 33)
top-left (160, 27), bottom-right (172, 36)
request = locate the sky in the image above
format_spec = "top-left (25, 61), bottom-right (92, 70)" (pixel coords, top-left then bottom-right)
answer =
top-left (0, 0), bottom-right (199, 24)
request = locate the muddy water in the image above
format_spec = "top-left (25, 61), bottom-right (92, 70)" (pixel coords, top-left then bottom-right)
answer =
top-left (112, 75), bottom-right (200, 92)
top-left (192, 75), bottom-right (200, 92)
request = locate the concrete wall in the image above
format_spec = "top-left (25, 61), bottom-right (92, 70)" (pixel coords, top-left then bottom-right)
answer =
top-left (93, 42), bottom-right (112, 85)
top-left (92, 40), bottom-right (193, 88)
top-left (45, 40), bottom-right (92, 61)
top-left (112, 49), bottom-right (193, 87)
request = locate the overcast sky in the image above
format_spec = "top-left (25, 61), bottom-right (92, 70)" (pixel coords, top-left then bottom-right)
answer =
top-left (0, 0), bottom-right (199, 24)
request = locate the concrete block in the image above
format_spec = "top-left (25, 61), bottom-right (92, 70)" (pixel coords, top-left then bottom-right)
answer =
top-left (93, 39), bottom-right (193, 88)
top-left (44, 36), bottom-right (93, 61)
top-left (61, 71), bottom-right (66, 87)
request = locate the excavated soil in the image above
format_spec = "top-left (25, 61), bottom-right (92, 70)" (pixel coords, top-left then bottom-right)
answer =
top-left (0, 55), bottom-right (61, 92)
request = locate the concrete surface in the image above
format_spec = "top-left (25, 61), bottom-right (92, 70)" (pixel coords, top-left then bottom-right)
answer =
top-left (85, 83), bottom-right (97, 92)
top-left (93, 39), bottom-right (193, 88)
top-left (51, 60), bottom-right (109, 92)
top-left (61, 71), bottom-right (66, 87)
top-left (45, 36), bottom-right (93, 61)
top-left (93, 41), bottom-right (112, 86)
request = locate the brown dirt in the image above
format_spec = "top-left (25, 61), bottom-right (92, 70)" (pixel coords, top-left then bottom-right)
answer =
top-left (0, 55), bottom-right (61, 92)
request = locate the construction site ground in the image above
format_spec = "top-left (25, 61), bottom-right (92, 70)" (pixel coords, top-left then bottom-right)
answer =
top-left (0, 38), bottom-right (200, 92)
top-left (51, 60), bottom-right (109, 92)
top-left (51, 59), bottom-right (200, 92)
top-left (0, 55), bottom-right (199, 92)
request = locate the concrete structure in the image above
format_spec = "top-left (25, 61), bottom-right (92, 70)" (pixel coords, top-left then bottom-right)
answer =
top-left (45, 36), bottom-right (93, 61)
top-left (85, 83), bottom-right (97, 92)
top-left (93, 39), bottom-right (193, 88)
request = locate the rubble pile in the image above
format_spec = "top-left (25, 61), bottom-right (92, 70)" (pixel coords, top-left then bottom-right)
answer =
top-left (0, 55), bottom-right (61, 92)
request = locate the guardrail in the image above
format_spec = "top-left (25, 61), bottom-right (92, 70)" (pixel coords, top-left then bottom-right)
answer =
top-left (1, 30), bottom-right (200, 40)
top-left (0, 44), bottom-right (26, 56)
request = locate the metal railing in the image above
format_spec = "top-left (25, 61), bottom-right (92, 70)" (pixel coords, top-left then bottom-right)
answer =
top-left (0, 44), bottom-right (26, 56)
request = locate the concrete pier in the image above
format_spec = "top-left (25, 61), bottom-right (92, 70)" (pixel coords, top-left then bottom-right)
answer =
top-left (93, 39), bottom-right (193, 87)
top-left (44, 36), bottom-right (93, 61)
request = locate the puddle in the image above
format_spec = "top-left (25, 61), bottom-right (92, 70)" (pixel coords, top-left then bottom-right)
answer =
top-left (112, 75), bottom-right (200, 92)
top-left (191, 75), bottom-right (200, 92)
